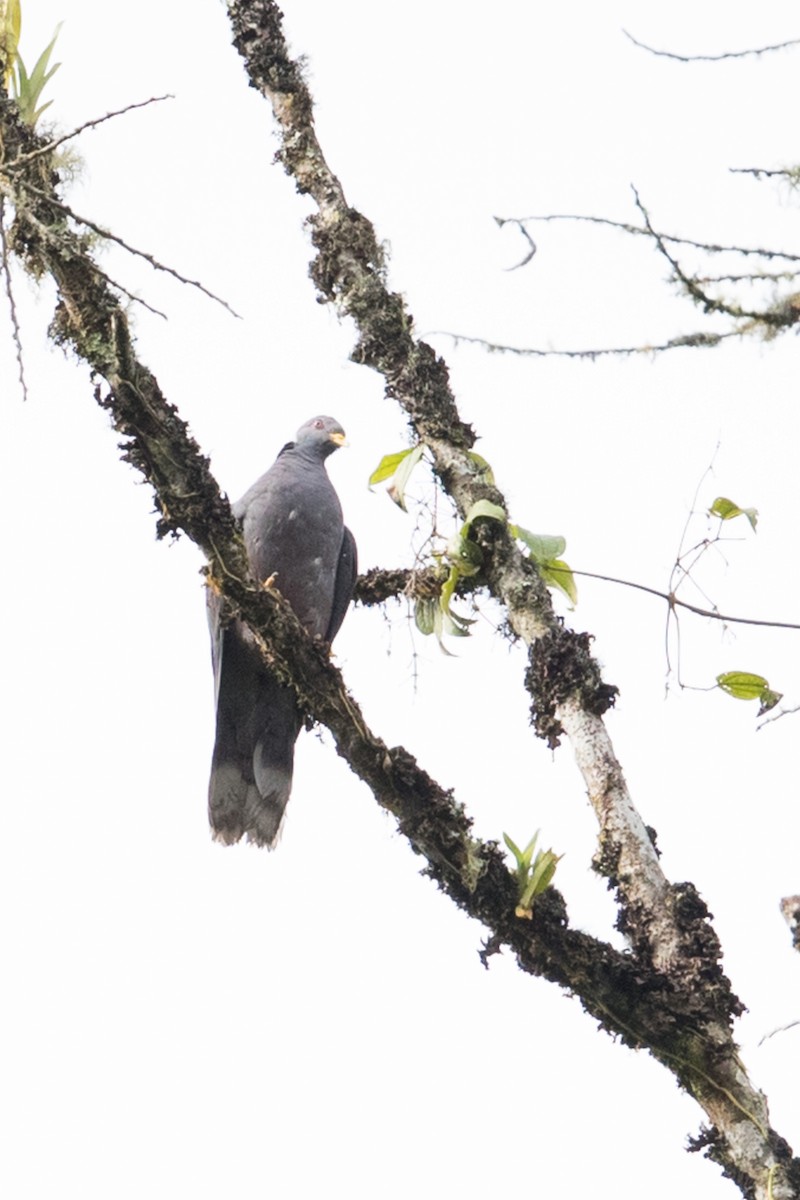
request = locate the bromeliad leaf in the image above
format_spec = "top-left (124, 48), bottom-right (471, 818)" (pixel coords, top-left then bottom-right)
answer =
top-left (1, 0), bottom-right (21, 88)
top-left (709, 496), bottom-right (758, 532)
top-left (13, 22), bottom-right (62, 126)
top-left (502, 832), bottom-right (524, 864)
top-left (519, 848), bottom-right (562, 912)
top-left (503, 830), bottom-right (562, 918)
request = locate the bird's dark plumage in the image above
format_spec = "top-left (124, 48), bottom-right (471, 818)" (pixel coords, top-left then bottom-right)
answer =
top-left (207, 416), bottom-right (356, 848)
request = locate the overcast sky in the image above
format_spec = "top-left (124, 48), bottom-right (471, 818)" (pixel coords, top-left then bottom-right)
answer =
top-left (2, 3), bottom-right (799, 1198)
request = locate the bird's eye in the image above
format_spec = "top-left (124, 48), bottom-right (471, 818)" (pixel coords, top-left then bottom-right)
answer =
top-left (313, 419), bottom-right (324, 429)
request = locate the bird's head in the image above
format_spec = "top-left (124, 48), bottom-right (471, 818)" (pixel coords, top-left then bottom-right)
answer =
top-left (295, 415), bottom-right (348, 457)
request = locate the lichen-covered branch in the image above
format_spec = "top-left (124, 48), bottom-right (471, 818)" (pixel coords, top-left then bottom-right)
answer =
top-left (0, 86), bottom-right (730, 1078)
top-left (0, 76), bottom-right (688, 1057)
top-left (226, 0), bottom-right (687, 985)
top-left (781, 896), bottom-right (800, 953)
top-left (222, 4), bottom-right (798, 1195)
top-left (353, 564), bottom-right (444, 607)
top-left (2, 13), bottom-right (798, 1195)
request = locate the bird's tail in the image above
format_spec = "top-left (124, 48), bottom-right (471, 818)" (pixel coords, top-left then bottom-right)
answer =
top-left (208, 694), bottom-right (301, 849)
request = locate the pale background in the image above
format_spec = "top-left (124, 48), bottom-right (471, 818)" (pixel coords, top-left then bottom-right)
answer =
top-left (1, 2), bottom-right (798, 1197)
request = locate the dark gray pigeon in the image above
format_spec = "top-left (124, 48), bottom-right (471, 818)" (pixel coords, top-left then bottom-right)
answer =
top-left (207, 416), bottom-right (356, 848)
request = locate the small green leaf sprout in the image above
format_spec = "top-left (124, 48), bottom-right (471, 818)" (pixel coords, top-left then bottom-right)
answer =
top-left (503, 831), bottom-right (562, 919)
top-left (1, 3), bottom-right (62, 127)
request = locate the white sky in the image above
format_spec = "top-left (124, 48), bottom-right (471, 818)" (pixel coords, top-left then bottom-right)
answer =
top-left (2, 2), bottom-right (799, 1197)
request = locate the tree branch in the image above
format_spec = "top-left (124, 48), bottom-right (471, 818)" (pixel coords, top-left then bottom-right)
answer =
top-left (622, 30), bottom-right (800, 63)
top-left (780, 896), bottom-right (800, 953)
top-left (1, 12), bottom-right (797, 1193)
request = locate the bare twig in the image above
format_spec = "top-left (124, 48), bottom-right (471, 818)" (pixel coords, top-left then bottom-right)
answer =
top-left (496, 213), bottom-right (800, 262)
top-left (623, 29), bottom-right (800, 63)
top-left (6, 95), bottom-right (175, 170)
top-left (730, 166), bottom-right (800, 181)
top-left (5, 194), bottom-right (168, 319)
top-left (0, 195), bottom-right (28, 401)
top-left (758, 703), bottom-right (800, 730)
top-left (759, 1020), bottom-right (800, 1046)
top-left (13, 176), bottom-right (241, 318)
top-left (566, 567), bottom-right (800, 631)
top-left (427, 328), bottom-right (738, 359)
top-left (496, 215), bottom-right (536, 270)
top-left (695, 270), bottom-right (800, 285)
top-left (631, 186), bottom-right (795, 328)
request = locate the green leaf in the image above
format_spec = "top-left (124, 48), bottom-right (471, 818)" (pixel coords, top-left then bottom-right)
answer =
top-left (463, 498), bottom-right (506, 532)
top-left (468, 452), bottom-right (495, 486)
top-left (386, 443), bottom-right (426, 510)
top-left (504, 830), bottom-right (540, 881)
top-left (414, 597), bottom-right (436, 636)
top-left (446, 530), bottom-right (483, 576)
top-left (1, 0), bottom-right (21, 87)
top-left (709, 496), bottom-right (758, 531)
top-left (502, 832), bottom-right (523, 864)
top-left (441, 608), bottom-right (473, 637)
top-left (12, 23), bottom-right (62, 126)
top-left (431, 606), bottom-right (455, 656)
top-left (510, 526), bottom-right (566, 563)
top-left (439, 564), bottom-right (460, 614)
top-left (717, 672), bottom-right (783, 717)
top-left (758, 688), bottom-right (782, 716)
top-left (439, 564), bottom-right (476, 632)
top-left (505, 830), bottom-right (561, 916)
top-left (520, 849), bottom-right (562, 909)
top-left (539, 559), bottom-right (578, 606)
top-left (368, 448), bottom-right (416, 487)
top-left (716, 671), bottom-right (770, 701)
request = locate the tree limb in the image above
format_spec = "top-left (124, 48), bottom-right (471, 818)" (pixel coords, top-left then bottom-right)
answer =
top-left (222, 5), bottom-right (800, 1194)
top-left (1, 12), bottom-right (797, 1194)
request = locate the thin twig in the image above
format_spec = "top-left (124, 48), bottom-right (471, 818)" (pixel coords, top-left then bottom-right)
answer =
top-left (14, 176), bottom-right (241, 318)
top-left (427, 328), bottom-right (739, 359)
top-left (758, 1020), bottom-right (800, 1046)
top-left (623, 29), bottom-right (800, 63)
top-left (730, 166), bottom-right (800, 180)
top-left (631, 186), bottom-right (790, 326)
top-left (566, 567), bottom-right (800, 631)
top-left (6, 95), bottom-right (175, 170)
top-left (497, 216), bottom-right (536, 270)
top-left (3, 192), bottom-right (168, 319)
top-left (757, 703), bottom-right (800, 730)
top-left (695, 271), bottom-right (800, 285)
top-left (0, 196), bottom-right (29, 401)
top-left (496, 213), bottom-right (800, 262)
